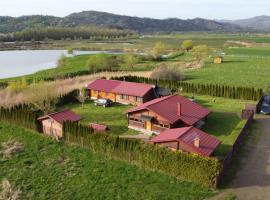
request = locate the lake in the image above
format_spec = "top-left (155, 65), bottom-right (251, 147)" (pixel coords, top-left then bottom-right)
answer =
top-left (0, 50), bottom-right (119, 79)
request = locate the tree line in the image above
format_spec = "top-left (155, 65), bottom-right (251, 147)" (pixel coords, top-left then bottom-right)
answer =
top-left (112, 75), bottom-right (264, 101)
top-left (0, 26), bottom-right (138, 42)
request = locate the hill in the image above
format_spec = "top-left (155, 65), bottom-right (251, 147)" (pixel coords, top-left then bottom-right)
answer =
top-left (0, 11), bottom-right (243, 33)
top-left (220, 15), bottom-right (270, 32)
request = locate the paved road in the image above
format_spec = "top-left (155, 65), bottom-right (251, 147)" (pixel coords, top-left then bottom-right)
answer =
top-left (229, 117), bottom-right (270, 200)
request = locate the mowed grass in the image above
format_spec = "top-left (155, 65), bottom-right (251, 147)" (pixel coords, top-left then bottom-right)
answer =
top-left (0, 122), bottom-right (214, 200)
top-left (182, 93), bottom-right (256, 157)
top-left (61, 101), bottom-right (139, 135)
top-left (67, 94), bottom-right (254, 157)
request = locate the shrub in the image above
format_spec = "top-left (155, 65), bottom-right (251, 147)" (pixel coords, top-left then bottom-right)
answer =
top-left (87, 53), bottom-right (119, 73)
top-left (181, 40), bottom-right (193, 51)
top-left (111, 76), bottom-right (263, 101)
top-left (150, 64), bottom-right (185, 81)
top-left (63, 121), bottom-right (222, 187)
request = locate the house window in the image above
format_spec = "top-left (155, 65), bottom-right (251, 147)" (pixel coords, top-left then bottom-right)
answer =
top-left (106, 92), bottom-right (110, 96)
top-left (120, 94), bottom-right (124, 99)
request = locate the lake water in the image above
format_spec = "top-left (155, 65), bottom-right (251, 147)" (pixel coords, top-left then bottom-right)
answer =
top-left (0, 50), bottom-right (118, 79)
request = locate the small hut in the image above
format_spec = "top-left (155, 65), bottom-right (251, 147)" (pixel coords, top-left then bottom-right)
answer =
top-left (213, 56), bottom-right (224, 64)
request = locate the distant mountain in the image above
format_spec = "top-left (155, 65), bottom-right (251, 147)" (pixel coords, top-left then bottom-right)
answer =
top-left (0, 11), bottom-right (244, 33)
top-left (220, 16), bottom-right (270, 32)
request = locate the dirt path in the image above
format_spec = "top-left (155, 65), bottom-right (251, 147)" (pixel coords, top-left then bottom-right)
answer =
top-left (228, 117), bottom-right (270, 200)
top-left (208, 117), bottom-right (270, 200)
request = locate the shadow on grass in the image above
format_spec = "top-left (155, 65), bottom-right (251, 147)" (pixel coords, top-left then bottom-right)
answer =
top-left (203, 112), bottom-right (241, 137)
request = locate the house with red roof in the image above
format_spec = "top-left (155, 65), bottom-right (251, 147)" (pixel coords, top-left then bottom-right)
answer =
top-left (37, 109), bottom-right (81, 140)
top-left (126, 94), bottom-right (210, 134)
top-left (87, 79), bottom-right (155, 105)
top-left (151, 127), bottom-right (221, 157)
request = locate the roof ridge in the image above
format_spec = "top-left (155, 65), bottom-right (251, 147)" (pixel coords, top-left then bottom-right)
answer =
top-left (148, 94), bottom-right (176, 107)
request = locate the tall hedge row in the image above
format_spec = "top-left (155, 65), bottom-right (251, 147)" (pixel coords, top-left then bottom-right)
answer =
top-left (112, 76), bottom-right (263, 101)
top-left (0, 105), bottom-right (38, 130)
top-left (63, 121), bottom-right (222, 187)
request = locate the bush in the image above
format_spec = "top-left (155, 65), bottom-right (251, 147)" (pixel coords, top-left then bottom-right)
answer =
top-left (87, 53), bottom-right (119, 73)
top-left (150, 64), bottom-right (185, 81)
top-left (63, 121), bottom-right (222, 187)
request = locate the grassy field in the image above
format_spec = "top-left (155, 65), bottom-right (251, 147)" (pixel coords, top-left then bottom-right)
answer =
top-left (185, 51), bottom-right (270, 88)
top-left (0, 122), bottom-right (214, 200)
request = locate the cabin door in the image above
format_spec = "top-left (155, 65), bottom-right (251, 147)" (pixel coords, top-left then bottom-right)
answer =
top-left (145, 121), bottom-right (152, 131)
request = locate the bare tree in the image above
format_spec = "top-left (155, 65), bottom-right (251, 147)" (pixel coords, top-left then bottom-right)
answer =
top-left (25, 84), bottom-right (58, 114)
top-left (151, 64), bottom-right (185, 81)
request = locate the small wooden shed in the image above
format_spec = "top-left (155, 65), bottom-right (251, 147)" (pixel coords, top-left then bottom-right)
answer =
top-left (38, 109), bottom-right (81, 140)
top-left (213, 56), bottom-right (223, 64)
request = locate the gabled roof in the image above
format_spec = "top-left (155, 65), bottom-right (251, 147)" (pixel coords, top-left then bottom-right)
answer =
top-left (126, 95), bottom-right (210, 126)
top-left (151, 127), bottom-right (221, 157)
top-left (87, 79), bottom-right (154, 97)
top-left (38, 109), bottom-right (81, 124)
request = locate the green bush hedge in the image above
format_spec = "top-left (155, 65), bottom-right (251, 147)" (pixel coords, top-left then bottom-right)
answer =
top-left (0, 105), bottom-right (38, 130)
top-left (63, 121), bottom-right (222, 187)
top-left (112, 75), bottom-right (263, 101)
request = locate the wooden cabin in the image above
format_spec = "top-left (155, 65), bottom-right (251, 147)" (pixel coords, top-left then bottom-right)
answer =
top-left (151, 127), bottom-right (221, 157)
top-left (126, 95), bottom-right (210, 134)
top-left (37, 110), bottom-right (81, 140)
top-left (87, 79), bottom-right (155, 105)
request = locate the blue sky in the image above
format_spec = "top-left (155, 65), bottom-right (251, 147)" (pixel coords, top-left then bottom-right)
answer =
top-left (0, 0), bottom-right (269, 19)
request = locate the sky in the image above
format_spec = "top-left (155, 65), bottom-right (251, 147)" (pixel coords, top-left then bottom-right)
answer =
top-left (0, 0), bottom-right (269, 20)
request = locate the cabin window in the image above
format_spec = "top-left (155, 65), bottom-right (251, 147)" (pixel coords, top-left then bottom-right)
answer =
top-left (106, 92), bottom-right (110, 96)
top-left (120, 94), bottom-right (124, 99)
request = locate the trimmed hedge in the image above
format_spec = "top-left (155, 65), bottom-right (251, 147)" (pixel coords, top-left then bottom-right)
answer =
top-left (63, 121), bottom-right (222, 187)
top-left (112, 75), bottom-right (263, 101)
top-left (0, 105), bottom-right (38, 130)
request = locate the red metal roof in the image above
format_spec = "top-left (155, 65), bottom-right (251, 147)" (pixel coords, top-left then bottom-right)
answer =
top-left (87, 79), bottom-right (121, 93)
top-left (38, 110), bottom-right (81, 124)
top-left (87, 79), bottom-right (154, 97)
top-left (89, 123), bottom-right (108, 132)
top-left (151, 127), bottom-right (221, 156)
top-left (126, 95), bottom-right (210, 126)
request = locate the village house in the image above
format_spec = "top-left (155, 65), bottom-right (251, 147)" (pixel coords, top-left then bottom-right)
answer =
top-left (126, 94), bottom-right (210, 134)
top-left (38, 109), bottom-right (81, 140)
top-left (87, 79), bottom-right (155, 105)
top-left (150, 127), bottom-right (221, 157)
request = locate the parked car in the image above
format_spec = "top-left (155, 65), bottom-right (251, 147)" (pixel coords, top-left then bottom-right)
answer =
top-left (94, 98), bottom-right (113, 107)
top-left (260, 95), bottom-right (270, 115)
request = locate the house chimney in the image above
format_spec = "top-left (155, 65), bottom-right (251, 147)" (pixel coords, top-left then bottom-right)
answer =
top-left (194, 137), bottom-right (200, 148)
top-left (177, 103), bottom-right (181, 116)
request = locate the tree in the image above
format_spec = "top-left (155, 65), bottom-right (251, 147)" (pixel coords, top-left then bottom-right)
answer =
top-left (67, 47), bottom-right (74, 55)
top-left (150, 63), bottom-right (185, 81)
top-left (87, 53), bottom-right (119, 73)
top-left (25, 84), bottom-right (58, 114)
top-left (124, 54), bottom-right (139, 68)
top-left (77, 87), bottom-right (87, 107)
top-left (150, 42), bottom-right (166, 61)
top-left (7, 78), bottom-right (28, 93)
top-left (181, 40), bottom-right (193, 51)
top-left (192, 45), bottom-right (210, 64)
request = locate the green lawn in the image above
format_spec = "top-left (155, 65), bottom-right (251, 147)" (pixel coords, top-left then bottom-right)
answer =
top-left (61, 101), bottom-right (139, 135)
top-left (182, 93), bottom-right (256, 157)
top-left (0, 122), bottom-right (214, 200)
top-left (64, 94), bottom-right (254, 157)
